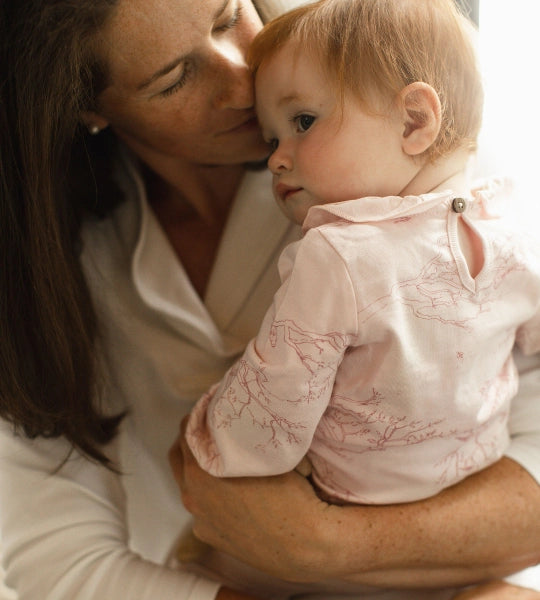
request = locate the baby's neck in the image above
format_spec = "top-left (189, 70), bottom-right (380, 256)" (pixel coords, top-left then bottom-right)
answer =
top-left (400, 147), bottom-right (473, 197)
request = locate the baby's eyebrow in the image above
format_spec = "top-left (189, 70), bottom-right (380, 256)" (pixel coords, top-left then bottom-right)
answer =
top-left (278, 93), bottom-right (302, 107)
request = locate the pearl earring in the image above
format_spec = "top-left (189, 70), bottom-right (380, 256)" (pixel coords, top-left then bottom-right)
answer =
top-left (89, 124), bottom-right (101, 135)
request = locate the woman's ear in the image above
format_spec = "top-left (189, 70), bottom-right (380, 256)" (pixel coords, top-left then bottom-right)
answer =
top-left (398, 82), bottom-right (441, 157)
top-left (80, 110), bottom-right (110, 135)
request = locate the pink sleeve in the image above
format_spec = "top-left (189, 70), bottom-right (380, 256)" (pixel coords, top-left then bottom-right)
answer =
top-left (186, 230), bottom-right (358, 477)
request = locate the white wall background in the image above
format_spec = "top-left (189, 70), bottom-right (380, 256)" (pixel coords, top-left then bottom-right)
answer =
top-left (477, 1), bottom-right (540, 226)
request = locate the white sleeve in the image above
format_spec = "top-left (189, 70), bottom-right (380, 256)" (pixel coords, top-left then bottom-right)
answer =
top-left (504, 349), bottom-right (540, 484)
top-left (0, 424), bottom-right (220, 600)
top-left (504, 351), bottom-right (540, 595)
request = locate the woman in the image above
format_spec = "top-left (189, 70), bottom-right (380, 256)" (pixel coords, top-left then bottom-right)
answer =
top-left (0, 0), bottom-right (539, 599)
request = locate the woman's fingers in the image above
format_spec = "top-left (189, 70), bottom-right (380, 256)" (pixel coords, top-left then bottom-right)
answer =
top-left (452, 582), bottom-right (540, 599)
top-left (168, 421), bottom-right (332, 580)
top-left (168, 418), bottom-right (189, 501)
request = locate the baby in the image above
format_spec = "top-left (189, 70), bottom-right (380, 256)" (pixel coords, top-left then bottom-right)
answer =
top-left (182, 0), bottom-right (540, 596)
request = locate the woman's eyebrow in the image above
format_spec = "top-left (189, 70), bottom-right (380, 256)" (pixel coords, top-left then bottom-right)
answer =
top-left (136, 0), bottom-right (231, 91)
top-left (213, 0), bottom-right (231, 21)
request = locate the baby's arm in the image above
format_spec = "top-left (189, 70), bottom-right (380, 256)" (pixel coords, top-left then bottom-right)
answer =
top-left (186, 232), bottom-right (357, 477)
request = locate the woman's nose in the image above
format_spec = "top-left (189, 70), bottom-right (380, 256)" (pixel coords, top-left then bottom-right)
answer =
top-left (267, 144), bottom-right (292, 174)
top-left (212, 40), bottom-right (254, 110)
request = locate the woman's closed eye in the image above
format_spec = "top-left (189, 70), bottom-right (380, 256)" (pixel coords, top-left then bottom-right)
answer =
top-left (293, 114), bottom-right (315, 133)
top-left (213, 4), bottom-right (243, 34)
top-left (159, 61), bottom-right (194, 98)
top-left (157, 4), bottom-right (243, 98)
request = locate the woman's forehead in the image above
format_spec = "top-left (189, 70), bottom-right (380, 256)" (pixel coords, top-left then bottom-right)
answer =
top-left (97, 0), bottom-right (237, 90)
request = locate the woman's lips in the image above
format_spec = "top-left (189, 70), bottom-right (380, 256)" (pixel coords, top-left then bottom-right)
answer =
top-left (220, 116), bottom-right (259, 135)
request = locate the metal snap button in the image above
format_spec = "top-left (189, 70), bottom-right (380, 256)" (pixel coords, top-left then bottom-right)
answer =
top-left (451, 197), bottom-right (467, 213)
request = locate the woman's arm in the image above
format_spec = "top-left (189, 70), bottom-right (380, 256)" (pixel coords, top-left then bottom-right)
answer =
top-left (172, 428), bottom-right (540, 588)
top-left (0, 425), bottom-right (222, 600)
top-left (170, 352), bottom-right (540, 589)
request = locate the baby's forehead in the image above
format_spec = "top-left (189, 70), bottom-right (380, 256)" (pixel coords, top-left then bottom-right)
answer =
top-left (256, 43), bottom-right (330, 87)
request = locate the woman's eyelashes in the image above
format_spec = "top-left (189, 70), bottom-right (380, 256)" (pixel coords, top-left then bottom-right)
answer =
top-left (214, 4), bottom-right (243, 33)
top-left (159, 62), bottom-right (193, 97)
top-left (158, 5), bottom-right (243, 98)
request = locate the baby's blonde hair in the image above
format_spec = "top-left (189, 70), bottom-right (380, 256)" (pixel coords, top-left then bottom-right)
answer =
top-left (249, 0), bottom-right (484, 161)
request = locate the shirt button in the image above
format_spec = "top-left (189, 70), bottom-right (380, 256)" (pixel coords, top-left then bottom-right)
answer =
top-left (452, 197), bottom-right (467, 213)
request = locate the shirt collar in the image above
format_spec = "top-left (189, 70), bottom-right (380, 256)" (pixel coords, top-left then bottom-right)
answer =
top-left (119, 152), bottom-right (291, 353)
top-left (302, 174), bottom-right (507, 233)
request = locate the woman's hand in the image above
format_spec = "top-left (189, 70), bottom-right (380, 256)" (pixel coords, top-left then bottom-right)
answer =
top-left (169, 417), bottom-right (540, 587)
top-left (169, 419), bottom-right (336, 582)
top-left (452, 582), bottom-right (540, 599)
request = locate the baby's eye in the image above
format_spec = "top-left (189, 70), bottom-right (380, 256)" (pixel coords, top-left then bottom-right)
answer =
top-left (295, 114), bottom-right (315, 132)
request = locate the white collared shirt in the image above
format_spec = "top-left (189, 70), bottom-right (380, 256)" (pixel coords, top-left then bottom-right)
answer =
top-left (0, 154), bottom-right (297, 600)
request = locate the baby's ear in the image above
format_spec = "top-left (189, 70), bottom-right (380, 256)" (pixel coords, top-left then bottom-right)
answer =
top-left (398, 82), bottom-right (441, 157)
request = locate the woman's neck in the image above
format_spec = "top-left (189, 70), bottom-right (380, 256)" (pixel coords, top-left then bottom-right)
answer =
top-left (137, 152), bottom-right (245, 224)
top-left (134, 152), bottom-right (247, 298)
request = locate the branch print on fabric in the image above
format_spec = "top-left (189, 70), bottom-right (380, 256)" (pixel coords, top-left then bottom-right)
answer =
top-left (213, 358), bottom-right (308, 450)
top-left (320, 388), bottom-right (446, 459)
top-left (269, 319), bottom-right (348, 402)
top-left (191, 320), bottom-right (349, 474)
top-left (358, 238), bottom-right (525, 331)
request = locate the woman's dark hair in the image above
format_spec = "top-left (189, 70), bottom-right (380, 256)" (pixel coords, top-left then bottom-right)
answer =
top-left (0, 0), bottom-right (125, 467)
